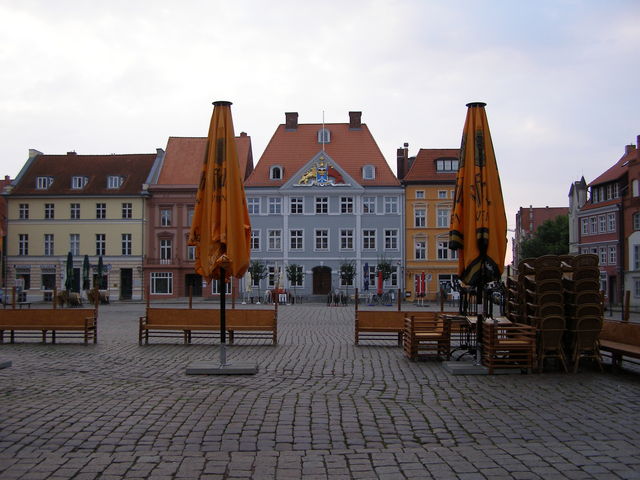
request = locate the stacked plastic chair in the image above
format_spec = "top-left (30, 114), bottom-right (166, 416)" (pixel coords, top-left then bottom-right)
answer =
top-left (562, 254), bottom-right (604, 372)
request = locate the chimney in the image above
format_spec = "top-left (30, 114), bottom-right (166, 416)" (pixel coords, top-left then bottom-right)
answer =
top-left (240, 132), bottom-right (248, 137)
top-left (625, 144), bottom-right (636, 155)
top-left (396, 142), bottom-right (409, 180)
top-left (285, 112), bottom-right (298, 130)
top-left (67, 151), bottom-right (77, 155)
top-left (349, 111), bottom-right (362, 129)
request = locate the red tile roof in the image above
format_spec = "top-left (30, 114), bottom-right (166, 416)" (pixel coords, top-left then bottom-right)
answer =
top-left (589, 147), bottom-right (637, 186)
top-left (11, 153), bottom-right (157, 196)
top-left (245, 122), bottom-right (399, 187)
top-left (403, 148), bottom-right (459, 183)
top-left (157, 135), bottom-right (254, 185)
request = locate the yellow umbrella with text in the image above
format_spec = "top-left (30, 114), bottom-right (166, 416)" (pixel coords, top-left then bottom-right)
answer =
top-left (449, 102), bottom-right (507, 361)
top-left (187, 101), bottom-right (252, 372)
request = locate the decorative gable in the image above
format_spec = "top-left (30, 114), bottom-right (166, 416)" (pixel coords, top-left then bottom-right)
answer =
top-left (284, 152), bottom-right (360, 189)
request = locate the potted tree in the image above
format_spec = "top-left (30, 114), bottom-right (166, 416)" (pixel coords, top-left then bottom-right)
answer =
top-left (248, 260), bottom-right (268, 304)
top-left (285, 264), bottom-right (304, 304)
top-left (339, 260), bottom-right (356, 304)
top-left (376, 256), bottom-right (394, 305)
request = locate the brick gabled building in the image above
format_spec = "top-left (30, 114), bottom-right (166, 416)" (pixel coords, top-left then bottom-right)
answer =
top-left (244, 111), bottom-right (403, 298)
top-left (398, 145), bottom-right (459, 301)
top-left (145, 134), bottom-right (254, 299)
top-left (3, 149), bottom-right (163, 302)
top-left (513, 206), bottom-right (569, 267)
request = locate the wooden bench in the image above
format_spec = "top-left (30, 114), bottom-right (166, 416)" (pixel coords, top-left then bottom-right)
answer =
top-left (600, 320), bottom-right (640, 369)
top-left (0, 308), bottom-right (97, 344)
top-left (403, 313), bottom-right (451, 361)
top-left (482, 322), bottom-right (536, 374)
top-left (355, 310), bottom-right (405, 345)
top-left (139, 307), bottom-right (277, 345)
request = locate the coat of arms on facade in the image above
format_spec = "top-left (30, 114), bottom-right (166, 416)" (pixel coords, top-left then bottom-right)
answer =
top-left (297, 157), bottom-right (346, 186)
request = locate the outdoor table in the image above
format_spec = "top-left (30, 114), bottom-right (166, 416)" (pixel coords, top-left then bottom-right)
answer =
top-left (456, 315), bottom-right (511, 360)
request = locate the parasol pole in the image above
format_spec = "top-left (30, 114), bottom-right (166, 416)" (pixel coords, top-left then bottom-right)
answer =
top-left (219, 268), bottom-right (227, 366)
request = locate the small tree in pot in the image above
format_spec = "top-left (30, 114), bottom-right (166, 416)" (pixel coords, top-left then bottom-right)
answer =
top-left (285, 264), bottom-right (304, 304)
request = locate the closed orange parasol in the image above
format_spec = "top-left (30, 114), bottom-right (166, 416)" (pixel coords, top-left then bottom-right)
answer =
top-left (449, 102), bottom-right (507, 287)
top-left (188, 101), bottom-right (252, 370)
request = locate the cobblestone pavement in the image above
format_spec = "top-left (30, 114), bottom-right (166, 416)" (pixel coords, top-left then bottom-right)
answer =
top-left (1, 302), bottom-right (640, 479)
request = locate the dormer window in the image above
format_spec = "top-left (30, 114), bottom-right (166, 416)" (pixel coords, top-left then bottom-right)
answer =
top-left (436, 158), bottom-right (459, 172)
top-left (270, 166), bottom-right (283, 180)
top-left (362, 165), bottom-right (376, 180)
top-left (107, 175), bottom-right (124, 189)
top-left (317, 128), bottom-right (331, 144)
top-left (36, 176), bottom-right (53, 190)
top-left (71, 176), bottom-right (88, 189)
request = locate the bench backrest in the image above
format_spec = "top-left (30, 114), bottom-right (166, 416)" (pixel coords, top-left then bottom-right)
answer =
top-left (356, 311), bottom-right (405, 329)
top-left (601, 320), bottom-right (640, 345)
top-left (0, 308), bottom-right (96, 327)
top-left (145, 308), bottom-right (276, 328)
top-left (404, 314), bottom-right (449, 335)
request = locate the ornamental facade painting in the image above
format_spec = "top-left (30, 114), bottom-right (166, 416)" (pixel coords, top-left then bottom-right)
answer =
top-left (297, 156), bottom-right (346, 187)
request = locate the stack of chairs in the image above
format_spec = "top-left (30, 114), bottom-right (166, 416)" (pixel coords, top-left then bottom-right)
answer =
top-left (562, 254), bottom-right (604, 372)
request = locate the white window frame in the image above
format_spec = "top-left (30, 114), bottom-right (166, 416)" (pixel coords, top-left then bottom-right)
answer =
top-left (122, 233), bottom-right (132, 256)
top-left (69, 234), bottom-right (80, 256)
top-left (315, 196), bottom-right (328, 214)
top-left (437, 207), bottom-right (450, 228)
top-left (415, 190), bottom-right (425, 199)
top-left (19, 203), bottom-right (29, 219)
top-left (122, 203), bottom-right (133, 219)
top-left (151, 272), bottom-right (173, 295)
top-left (598, 215), bottom-right (606, 233)
top-left (160, 208), bottom-right (172, 226)
top-left (160, 239), bottom-right (172, 263)
top-left (36, 176), bottom-right (53, 189)
top-left (340, 197), bottom-right (354, 214)
top-left (44, 203), bottom-right (54, 219)
top-left (609, 245), bottom-right (616, 265)
top-left (414, 207), bottom-right (426, 227)
top-left (634, 245), bottom-right (640, 270)
top-left (44, 234), bottom-right (54, 256)
top-left (290, 229), bottom-right (303, 250)
top-left (317, 128), bottom-right (330, 144)
top-left (269, 166), bottom-right (283, 180)
top-left (415, 239), bottom-right (426, 260)
top-left (590, 217), bottom-right (597, 234)
top-left (384, 229), bottom-right (398, 251)
top-left (599, 246), bottom-right (607, 265)
top-left (96, 234), bottom-right (106, 256)
top-left (362, 165), bottom-right (375, 180)
top-left (581, 218), bottom-right (589, 235)
top-left (19, 234), bottom-right (28, 256)
top-left (211, 281), bottom-right (231, 295)
top-left (70, 203), bottom-right (80, 220)
top-left (267, 229), bottom-right (282, 251)
top-left (187, 245), bottom-right (196, 261)
top-left (289, 265), bottom-right (303, 287)
top-left (609, 212), bottom-right (617, 232)
top-left (438, 190), bottom-right (447, 199)
top-left (384, 196), bottom-right (398, 214)
top-left (634, 213), bottom-right (640, 231)
top-left (314, 229), bottom-right (329, 251)
top-left (247, 197), bottom-right (261, 215)
top-left (634, 278), bottom-right (640, 298)
top-left (96, 203), bottom-right (106, 220)
top-left (250, 230), bottom-right (260, 251)
top-left (362, 196), bottom-right (376, 214)
top-left (71, 176), bottom-right (87, 189)
top-left (268, 197), bottom-right (282, 215)
top-left (340, 229), bottom-right (354, 251)
top-left (290, 197), bottom-right (303, 214)
top-left (107, 175), bottom-right (124, 189)
top-left (363, 229), bottom-right (376, 250)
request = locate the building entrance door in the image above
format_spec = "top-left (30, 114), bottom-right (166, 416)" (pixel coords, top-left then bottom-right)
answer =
top-left (312, 266), bottom-right (332, 295)
top-left (120, 269), bottom-right (133, 300)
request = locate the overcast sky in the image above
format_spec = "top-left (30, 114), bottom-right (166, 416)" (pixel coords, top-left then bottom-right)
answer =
top-left (1, 0), bottom-right (639, 237)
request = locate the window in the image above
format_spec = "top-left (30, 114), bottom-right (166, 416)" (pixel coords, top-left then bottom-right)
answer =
top-left (634, 213), bottom-right (640, 231)
top-left (151, 272), bottom-right (173, 294)
top-left (598, 215), bottom-right (606, 233)
top-left (362, 196), bottom-right (376, 214)
top-left (96, 203), bottom-right (106, 219)
top-left (19, 203), bottom-right (29, 219)
top-left (247, 197), bottom-right (261, 215)
top-left (317, 128), bottom-right (330, 144)
top-left (438, 190), bottom-right (447, 199)
top-left (160, 239), bottom-right (172, 263)
top-left (71, 176), bottom-right (88, 189)
top-left (95, 234), bottom-right (106, 256)
top-left (122, 203), bottom-right (132, 219)
top-left (340, 229), bottom-right (354, 250)
top-left (363, 229), bottom-right (376, 250)
top-left (270, 166), bottom-right (282, 180)
top-left (160, 208), bottom-right (171, 226)
top-left (290, 230), bottom-right (303, 250)
top-left (415, 191), bottom-right (425, 199)
top-left (250, 230), bottom-right (260, 250)
top-left (614, 183), bottom-right (619, 198)
top-left (437, 207), bottom-right (450, 228)
top-left (634, 179), bottom-right (640, 197)
top-left (290, 197), bottom-right (303, 214)
top-left (315, 197), bottom-right (328, 214)
top-left (211, 280), bottom-right (232, 294)
top-left (187, 245), bottom-right (196, 261)
top-left (268, 266), bottom-right (278, 289)
top-left (340, 197), bottom-right (354, 214)
top-left (599, 247), bottom-right (607, 265)
top-left (122, 234), bottom-right (132, 256)
top-left (635, 245), bottom-right (640, 270)
top-left (362, 165), bottom-right (375, 180)
top-left (415, 240), bottom-right (426, 259)
top-left (414, 207), bottom-right (426, 227)
top-left (384, 229), bottom-right (398, 250)
top-left (36, 176), bottom-right (53, 189)
top-left (187, 207), bottom-right (194, 227)
top-left (436, 159), bottom-right (458, 172)
top-left (107, 175), bottom-right (124, 189)
top-left (41, 273), bottom-right (56, 290)
top-left (589, 217), bottom-right (597, 234)
top-left (581, 218), bottom-right (589, 235)
top-left (19, 234), bottom-right (28, 255)
top-left (437, 240), bottom-right (458, 260)
top-left (44, 234), bottom-right (54, 256)
top-left (384, 197), bottom-right (398, 214)
top-left (600, 271), bottom-right (607, 293)
top-left (289, 265), bottom-right (303, 287)
top-left (267, 230), bottom-right (282, 250)
top-left (609, 212), bottom-right (617, 232)
top-left (69, 234), bottom-right (80, 256)
top-left (44, 203), bottom-right (54, 219)
top-left (70, 203), bottom-right (80, 220)
top-left (268, 197), bottom-right (281, 214)
top-left (609, 246), bottom-right (616, 265)
top-left (315, 229), bottom-right (329, 250)
top-left (635, 278), bottom-right (640, 298)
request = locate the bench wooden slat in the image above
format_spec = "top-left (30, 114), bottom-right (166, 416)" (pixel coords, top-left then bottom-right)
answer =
top-left (0, 308), bottom-right (97, 344)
